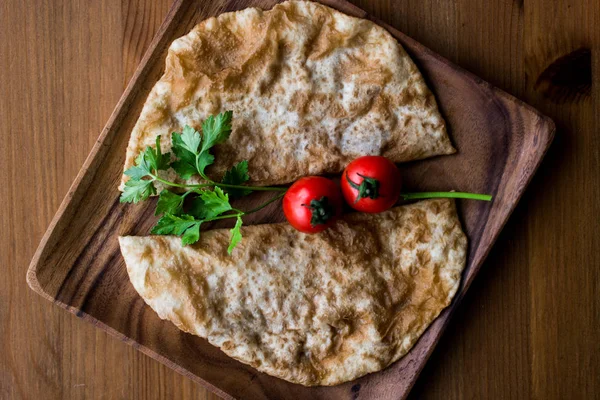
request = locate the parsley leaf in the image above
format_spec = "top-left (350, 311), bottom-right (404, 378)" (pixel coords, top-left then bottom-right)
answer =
top-left (180, 125), bottom-right (202, 154)
top-left (120, 179), bottom-right (156, 203)
top-left (147, 136), bottom-right (171, 171)
top-left (199, 187), bottom-right (232, 218)
top-left (201, 111), bottom-right (233, 154)
top-left (155, 190), bottom-right (185, 216)
top-left (170, 112), bottom-right (233, 180)
top-left (124, 149), bottom-right (152, 179)
top-left (151, 213), bottom-right (197, 235)
top-left (188, 196), bottom-right (210, 219)
top-left (221, 160), bottom-right (251, 198)
top-left (182, 222), bottom-right (201, 245)
top-left (124, 136), bottom-right (170, 180)
top-left (151, 213), bottom-right (202, 245)
top-left (170, 158), bottom-right (198, 180)
top-left (171, 132), bottom-right (199, 179)
top-left (124, 165), bottom-right (150, 180)
top-left (228, 216), bottom-right (243, 254)
top-left (134, 151), bottom-right (150, 171)
top-left (196, 150), bottom-right (215, 175)
top-left (171, 132), bottom-right (197, 163)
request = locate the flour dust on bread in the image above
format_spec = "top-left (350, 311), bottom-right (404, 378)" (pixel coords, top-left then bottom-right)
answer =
top-left (119, 199), bottom-right (467, 386)
top-left (120, 0), bottom-right (454, 189)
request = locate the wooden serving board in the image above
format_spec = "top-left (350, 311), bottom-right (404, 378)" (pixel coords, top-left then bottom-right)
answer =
top-left (26, 0), bottom-right (554, 399)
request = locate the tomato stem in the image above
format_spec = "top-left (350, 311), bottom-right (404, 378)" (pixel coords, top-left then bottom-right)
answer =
top-left (401, 192), bottom-right (492, 201)
top-left (346, 172), bottom-right (381, 203)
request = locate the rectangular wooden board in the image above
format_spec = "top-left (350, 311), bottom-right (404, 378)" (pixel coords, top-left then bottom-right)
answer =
top-left (26, 0), bottom-right (554, 399)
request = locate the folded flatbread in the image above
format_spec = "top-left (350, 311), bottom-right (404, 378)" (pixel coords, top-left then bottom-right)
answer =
top-left (121, 0), bottom-right (454, 189)
top-left (119, 199), bottom-right (467, 385)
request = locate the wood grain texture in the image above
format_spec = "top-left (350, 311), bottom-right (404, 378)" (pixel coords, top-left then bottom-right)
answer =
top-left (2, 2), bottom-right (597, 400)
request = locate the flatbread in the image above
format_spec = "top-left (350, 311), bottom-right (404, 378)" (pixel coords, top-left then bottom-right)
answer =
top-left (119, 199), bottom-right (467, 386)
top-left (121, 0), bottom-right (454, 189)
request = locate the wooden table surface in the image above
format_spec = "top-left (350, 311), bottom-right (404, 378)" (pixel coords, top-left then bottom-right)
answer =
top-left (1, 0), bottom-right (598, 399)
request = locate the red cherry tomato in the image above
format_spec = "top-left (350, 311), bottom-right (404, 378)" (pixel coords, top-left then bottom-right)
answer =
top-left (283, 176), bottom-right (343, 233)
top-left (341, 156), bottom-right (402, 213)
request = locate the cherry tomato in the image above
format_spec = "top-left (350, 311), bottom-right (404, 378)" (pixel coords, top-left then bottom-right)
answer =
top-left (341, 156), bottom-right (402, 213)
top-left (283, 176), bottom-right (343, 233)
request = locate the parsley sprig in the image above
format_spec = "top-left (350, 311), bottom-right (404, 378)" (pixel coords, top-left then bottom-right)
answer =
top-left (120, 111), bottom-right (284, 253)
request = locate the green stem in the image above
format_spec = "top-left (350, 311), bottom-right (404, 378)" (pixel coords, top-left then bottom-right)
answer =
top-left (203, 192), bottom-right (286, 222)
top-left (211, 181), bottom-right (287, 192)
top-left (199, 171), bottom-right (211, 182)
top-left (243, 191), bottom-right (286, 214)
top-left (402, 192), bottom-right (492, 201)
top-left (151, 174), bottom-right (287, 192)
top-left (202, 213), bottom-right (243, 222)
top-left (151, 175), bottom-right (189, 188)
top-left (197, 169), bottom-right (287, 192)
top-left (181, 190), bottom-right (194, 199)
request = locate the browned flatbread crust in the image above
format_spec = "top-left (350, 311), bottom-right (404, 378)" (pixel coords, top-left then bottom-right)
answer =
top-left (119, 199), bottom-right (467, 386)
top-left (121, 0), bottom-right (454, 189)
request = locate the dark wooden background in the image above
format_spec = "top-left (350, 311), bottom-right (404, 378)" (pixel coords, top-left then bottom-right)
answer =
top-left (1, 0), bottom-right (598, 399)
